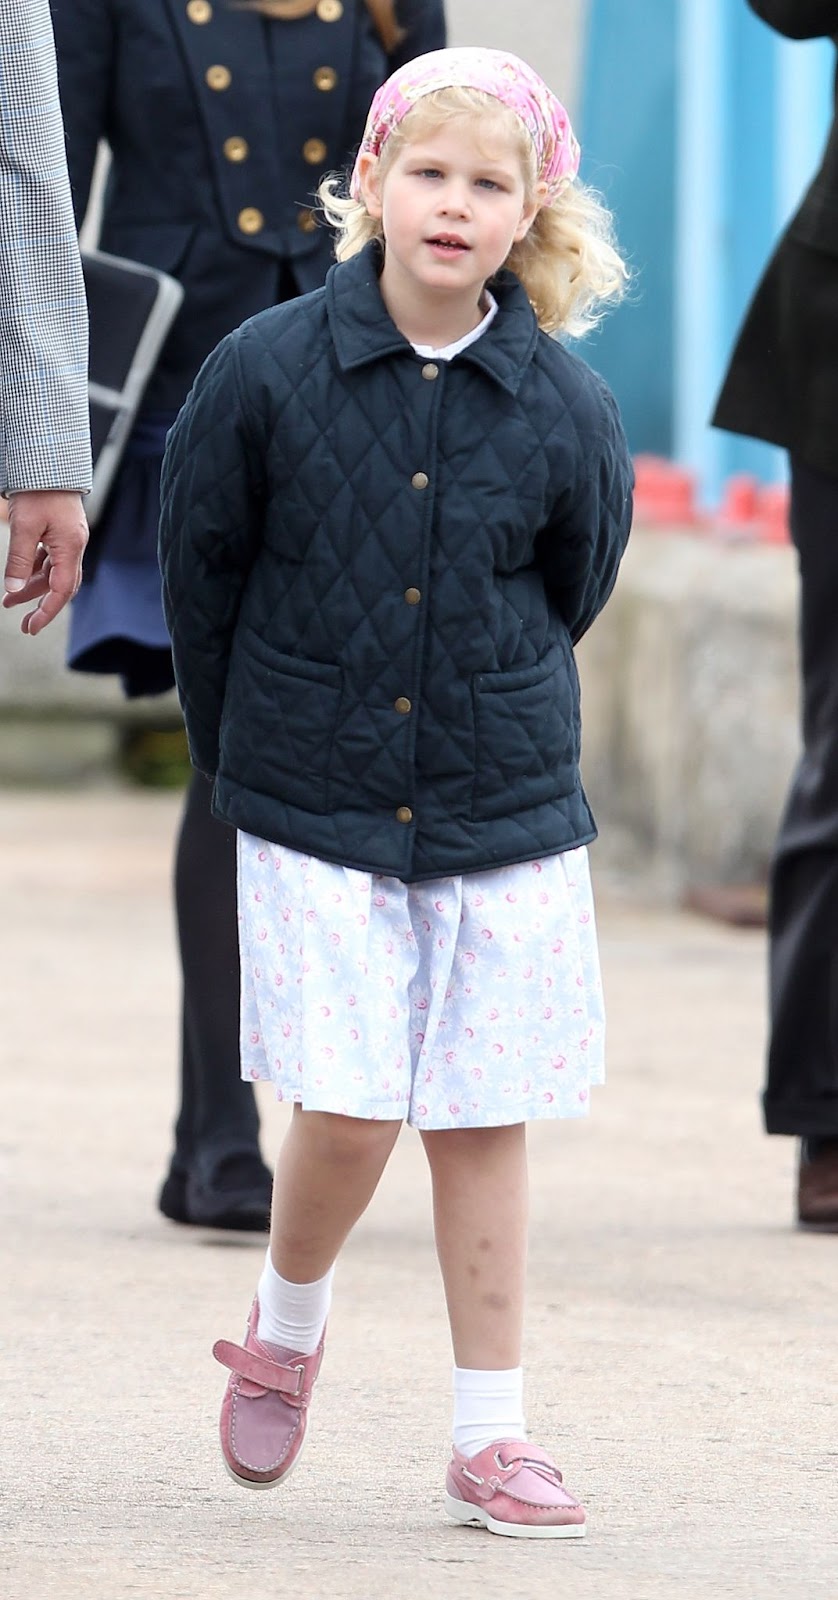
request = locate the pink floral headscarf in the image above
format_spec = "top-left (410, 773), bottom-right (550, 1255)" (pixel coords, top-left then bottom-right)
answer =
top-left (349, 47), bottom-right (580, 203)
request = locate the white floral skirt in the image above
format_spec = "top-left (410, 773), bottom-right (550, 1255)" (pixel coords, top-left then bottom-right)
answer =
top-left (237, 837), bottom-right (605, 1131)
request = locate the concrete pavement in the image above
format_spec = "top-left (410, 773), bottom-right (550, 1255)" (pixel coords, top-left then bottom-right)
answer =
top-left (1, 788), bottom-right (836, 1600)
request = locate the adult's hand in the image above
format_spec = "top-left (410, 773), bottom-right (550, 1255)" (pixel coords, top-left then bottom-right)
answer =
top-left (2, 489), bottom-right (89, 636)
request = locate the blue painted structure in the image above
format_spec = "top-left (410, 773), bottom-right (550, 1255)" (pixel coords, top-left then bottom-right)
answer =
top-left (578, 0), bottom-right (832, 502)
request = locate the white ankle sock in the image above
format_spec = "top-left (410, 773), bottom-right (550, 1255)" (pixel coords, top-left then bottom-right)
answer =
top-left (256, 1251), bottom-right (334, 1355)
top-left (452, 1365), bottom-right (526, 1457)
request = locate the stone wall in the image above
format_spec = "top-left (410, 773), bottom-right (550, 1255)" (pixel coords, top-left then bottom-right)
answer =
top-left (577, 528), bottom-right (799, 893)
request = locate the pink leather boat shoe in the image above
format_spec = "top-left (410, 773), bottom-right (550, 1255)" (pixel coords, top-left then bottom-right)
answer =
top-left (213, 1297), bottom-right (324, 1489)
top-left (445, 1439), bottom-right (586, 1538)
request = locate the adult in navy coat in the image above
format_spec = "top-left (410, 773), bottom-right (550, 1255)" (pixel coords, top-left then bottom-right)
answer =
top-left (50, 0), bottom-right (446, 1229)
top-left (713, 0), bottom-right (838, 1228)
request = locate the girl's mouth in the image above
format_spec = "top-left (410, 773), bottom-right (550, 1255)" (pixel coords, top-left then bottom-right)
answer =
top-left (426, 235), bottom-right (470, 253)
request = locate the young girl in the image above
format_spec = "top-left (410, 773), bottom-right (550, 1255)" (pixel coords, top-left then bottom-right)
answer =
top-left (159, 46), bottom-right (632, 1539)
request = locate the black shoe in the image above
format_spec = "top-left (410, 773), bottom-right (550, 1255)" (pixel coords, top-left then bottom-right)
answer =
top-left (797, 1137), bottom-right (838, 1231)
top-left (158, 1153), bottom-right (272, 1232)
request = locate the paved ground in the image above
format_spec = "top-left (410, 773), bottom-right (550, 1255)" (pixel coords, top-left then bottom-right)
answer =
top-left (1, 788), bottom-right (835, 1600)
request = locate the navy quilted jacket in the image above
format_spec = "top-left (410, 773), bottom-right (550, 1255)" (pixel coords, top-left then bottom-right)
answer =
top-left (160, 243), bottom-right (633, 881)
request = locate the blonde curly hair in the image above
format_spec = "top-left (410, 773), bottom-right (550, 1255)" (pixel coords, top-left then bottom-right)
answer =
top-left (319, 86), bottom-right (628, 337)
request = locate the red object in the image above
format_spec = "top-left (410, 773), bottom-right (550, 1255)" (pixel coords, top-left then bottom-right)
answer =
top-left (756, 484), bottom-right (790, 543)
top-left (630, 457), bottom-right (791, 543)
top-left (632, 454), bottom-right (700, 527)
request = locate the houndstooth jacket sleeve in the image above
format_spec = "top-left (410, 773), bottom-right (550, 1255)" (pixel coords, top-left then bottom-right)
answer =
top-left (0, 0), bottom-right (91, 493)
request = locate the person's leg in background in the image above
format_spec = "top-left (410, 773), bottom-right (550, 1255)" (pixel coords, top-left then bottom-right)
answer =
top-left (765, 457), bottom-right (838, 1227)
top-left (159, 770), bottom-right (273, 1228)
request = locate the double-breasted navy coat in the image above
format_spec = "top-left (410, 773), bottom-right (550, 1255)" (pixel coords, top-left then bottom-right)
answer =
top-left (50, 0), bottom-right (447, 412)
top-left (50, 0), bottom-right (445, 691)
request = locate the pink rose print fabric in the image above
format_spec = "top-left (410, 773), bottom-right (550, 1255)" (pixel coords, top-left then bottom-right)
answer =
top-left (237, 839), bottom-right (605, 1130)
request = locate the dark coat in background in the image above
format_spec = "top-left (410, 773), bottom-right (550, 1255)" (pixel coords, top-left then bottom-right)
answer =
top-left (50, 0), bottom-right (446, 412)
top-left (713, 0), bottom-right (838, 474)
top-left (159, 247), bottom-right (633, 882)
top-left (714, 1), bottom-right (838, 1150)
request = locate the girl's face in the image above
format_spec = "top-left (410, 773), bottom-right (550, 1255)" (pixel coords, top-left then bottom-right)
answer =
top-left (358, 116), bottom-right (542, 314)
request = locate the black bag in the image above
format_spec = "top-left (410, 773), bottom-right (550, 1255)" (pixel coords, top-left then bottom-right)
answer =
top-left (82, 248), bottom-right (184, 524)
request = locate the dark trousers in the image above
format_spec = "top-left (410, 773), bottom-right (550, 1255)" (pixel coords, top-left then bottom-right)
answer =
top-left (170, 770), bottom-right (261, 1178)
top-left (764, 457), bottom-right (838, 1135)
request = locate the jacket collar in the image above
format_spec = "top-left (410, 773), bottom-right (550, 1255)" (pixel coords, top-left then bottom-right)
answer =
top-left (325, 242), bottom-right (540, 395)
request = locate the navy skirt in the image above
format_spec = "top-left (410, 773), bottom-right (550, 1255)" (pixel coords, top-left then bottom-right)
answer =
top-left (68, 410), bottom-right (179, 699)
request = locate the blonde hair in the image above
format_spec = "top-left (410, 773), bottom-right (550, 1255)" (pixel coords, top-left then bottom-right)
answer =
top-left (319, 87), bottom-right (628, 337)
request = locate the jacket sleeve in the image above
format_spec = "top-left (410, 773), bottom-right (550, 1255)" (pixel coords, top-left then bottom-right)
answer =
top-left (48, 0), bottom-right (114, 226)
top-left (534, 376), bottom-right (633, 646)
top-left (159, 330), bottom-right (267, 779)
top-left (389, 1), bottom-right (447, 70)
top-left (746, 1), bottom-right (838, 38)
top-left (0, 0), bottom-right (92, 493)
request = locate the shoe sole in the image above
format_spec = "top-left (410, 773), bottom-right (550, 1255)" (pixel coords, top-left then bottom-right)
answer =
top-left (221, 1429), bottom-right (308, 1492)
top-left (444, 1492), bottom-right (586, 1539)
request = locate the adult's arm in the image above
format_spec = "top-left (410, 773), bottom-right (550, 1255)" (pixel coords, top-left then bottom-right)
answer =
top-left (747, 1), bottom-right (838, 39)
top-left (0, 0), bottom-right (92, 631)
top-left (388, 0), bottom-right (447, 71)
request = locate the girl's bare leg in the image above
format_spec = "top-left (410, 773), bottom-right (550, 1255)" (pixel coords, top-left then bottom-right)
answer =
top-left (269, 1105), bottom-right (402, 1281)
top-left (420, 1122), bottom-right (528, 1369)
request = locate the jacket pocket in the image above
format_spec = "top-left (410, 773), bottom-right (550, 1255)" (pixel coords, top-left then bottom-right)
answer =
top-left (221, 629), bottom-right (342, 814)
top-left (471, 643), bottom-right (577, 822)
top-left (101, 222), bottom-right (198, 277)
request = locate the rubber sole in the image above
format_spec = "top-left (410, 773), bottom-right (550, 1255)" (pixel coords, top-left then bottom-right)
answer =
top-left (221, 1430), bottom-right (307, 1492)
top-left (444, 1491), bottom-right (586, 1539)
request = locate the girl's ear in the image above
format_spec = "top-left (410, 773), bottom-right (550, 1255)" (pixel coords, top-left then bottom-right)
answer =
top-left (513, 180), bottom-right (549, 243)
top-left (356, 152), bottom-right (384, 220)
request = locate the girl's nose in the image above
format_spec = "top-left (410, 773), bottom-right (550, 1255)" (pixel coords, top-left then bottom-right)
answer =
top-left (439, 185), bottom-right (470, 218)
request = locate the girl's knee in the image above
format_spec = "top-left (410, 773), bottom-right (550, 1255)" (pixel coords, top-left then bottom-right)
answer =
top-left (423, 1122), bottom-right (525, 1163)
top-left (297, 1108), bottom-right (401, 1165)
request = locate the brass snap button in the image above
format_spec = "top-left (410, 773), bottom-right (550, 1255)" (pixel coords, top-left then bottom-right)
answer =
top-left (421, 363), bottom-right (439, 380)
top-left (206, 64), bottom-right (231, 91)
top-left (187, 0), bottom-right (212, 23)
top-left (297, 208), bottom-right (318, 233)
top-left (396, 805), bottom-right (413, 824)
top-left (313, 66), bottom-right (338, 91)
top-left (238, 207), bottom-right (264, 235)
top-left (223, 137), bottom-right (249, 163)
top-left (302, 138), bottom-right (328, 166)
top-left (394, 697), bottom-right (412, 715)
top-left (404, 587), bottom-right (421, 605)
top-left (317, 0), bottom-right (343, 19)
top-left (411, 471), bottom-right (429, 490)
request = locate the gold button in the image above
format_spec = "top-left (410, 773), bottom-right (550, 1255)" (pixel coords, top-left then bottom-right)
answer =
top-left (297, 208), bottom-right (318, 234)
top-left (238, 207), bottom-right (264, 235)
top-left (314, 66), bottom-right (338, 92)
top-left (411, 471), bottom-right (429, 490)
top-left (317, 0), bottom-right (343, 19)
top-left (396, 805), bottom-right (413, 824)
top-left (404, 587), bottom-right (421, 605)
top-left (394, 697), bottom-right (412, 715)
top-left (421, 363), bottom-right (439, 381)
top-left (224, 137), bottom-right (249, 163)
top-left (187, 0), bottom-right (212, 22)
top-left (206, 64), bottom-right (231, 91)
top-left (302, 138), bottom-right (328, 166)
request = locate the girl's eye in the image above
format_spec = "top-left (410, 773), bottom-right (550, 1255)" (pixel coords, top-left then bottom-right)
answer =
top-left (476, 178), bottom-right (501, 191)
top-left (414, 167), bottom-right (443, 180)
